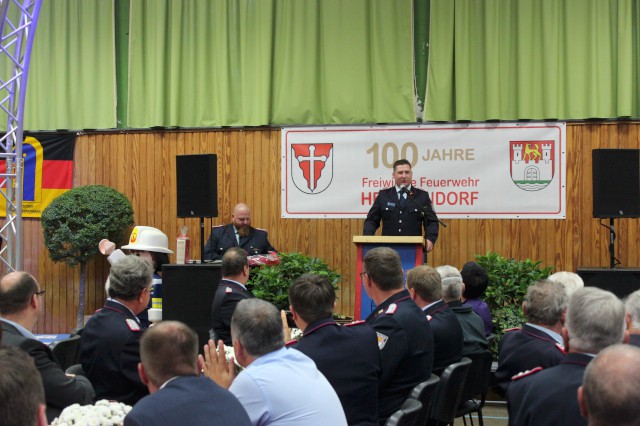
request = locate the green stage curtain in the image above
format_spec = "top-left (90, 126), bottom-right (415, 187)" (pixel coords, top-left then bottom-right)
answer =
top-left (127, 0), bottom-right (415, 127)
top-left (23, 0), bottom-right (117, 130)
top-left (425, 0), bottom-right (640, 121)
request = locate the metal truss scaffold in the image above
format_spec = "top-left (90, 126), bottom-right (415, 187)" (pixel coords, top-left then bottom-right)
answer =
top-left (0, 0), bottom-right (42, 271)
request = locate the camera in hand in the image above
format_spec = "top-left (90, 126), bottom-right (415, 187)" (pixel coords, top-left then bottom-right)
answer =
top-left (284, 310), bottom-right (297, 328)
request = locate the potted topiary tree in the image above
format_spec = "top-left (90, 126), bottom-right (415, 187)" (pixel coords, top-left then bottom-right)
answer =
top-left (41, 185), bottom-right (134, 328)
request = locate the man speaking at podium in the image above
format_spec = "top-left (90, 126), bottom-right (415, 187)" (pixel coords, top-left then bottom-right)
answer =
top-left (363, 159), bottom-right (439, 252)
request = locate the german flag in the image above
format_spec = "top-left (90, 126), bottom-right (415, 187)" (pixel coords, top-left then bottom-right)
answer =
top-left (0, 133), bottom-right (75, 218)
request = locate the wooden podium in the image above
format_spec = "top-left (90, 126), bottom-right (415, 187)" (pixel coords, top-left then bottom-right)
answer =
top-left (353, 236), bottom-right (424, 320)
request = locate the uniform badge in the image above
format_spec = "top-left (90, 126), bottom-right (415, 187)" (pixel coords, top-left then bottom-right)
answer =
top-left (225, 287), bottom-right (233, 294)
top-left (385, 303), bottom-right (398, 315)
top-left (511, 367), bottom-right (543, 381)
top-left (387, 202), bottom-right (396, 208)
top-left (344, 320), bottom-right (366, 327)
top-left (126, 319), bottom-right (141, 332)
top-left (555, 342), bottom-right (566, 353)
top-left (426, 315), bottom-right (433, 321)
top-left (376, 332), bottom-right (389, 350)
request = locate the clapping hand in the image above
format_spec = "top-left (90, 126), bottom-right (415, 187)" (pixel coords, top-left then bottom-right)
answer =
top-left (198, 339), bottom-right (236, 389)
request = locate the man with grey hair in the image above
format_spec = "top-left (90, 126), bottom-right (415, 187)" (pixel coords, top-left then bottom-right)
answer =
top-left (362, 247), bottom-right (433, 422)
top-left (578, 344), bottom-right (640, 426)
top-left (407, 265), bottom-right (463, 375)
top-left (548, 271), bottom-right (584, 298)
top-left (508, 287), bottom-right (628, 426)
top-left (124, 321), bottom-right (251, 426)
top-left (80, 255), bottom-right (153, 405)
top-left (440, 265), bottom-right (489, 356)
top-left (495, 279), bottom-right (567, 395)
top-left (202, 298), bottom-right (347, 425)
top-left (624, 289), bottom-right (640, 346)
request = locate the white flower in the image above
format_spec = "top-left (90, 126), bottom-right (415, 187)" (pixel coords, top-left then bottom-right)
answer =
top-left (51, 400), bottom-right (132, 426)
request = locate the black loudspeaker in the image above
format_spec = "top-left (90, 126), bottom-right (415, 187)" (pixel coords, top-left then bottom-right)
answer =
top-left (176, 154), bottom-right (218, 217)
top-left (592, 149), bottom-right (640, 218)
top-left (162, 264), bottom-right (222, 351)
top-left (577, 267), bottom-right (640, 299)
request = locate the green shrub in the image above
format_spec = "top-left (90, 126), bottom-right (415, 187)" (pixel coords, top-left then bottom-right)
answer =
top-left (475, 251), bottom-right (553, 355)
top-left (248, 252), bottom-right (340, 311)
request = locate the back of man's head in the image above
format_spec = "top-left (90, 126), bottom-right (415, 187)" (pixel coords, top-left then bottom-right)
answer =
top-left (580, 344), bottom-right (640, 426)
top-left (107, 255), bottom-right (153, 300)
top-left (625, 289), bottom-right (640, 330)
top-left (0, 346), bottom-right (46, 426)
top-left (221, 247), bottom-right (248, 277)
top-left (140, 321), bottom-right (198, 386)
top-left (460, 261), bottom-right (489, 299)
top-left (0, 271), bottom-right (39, 316)
top-left (363, 247), bottom-right (403, 292)
top-left (231, 299), bottom-right (284, 357)
top-left (407, 265), bottom-right (441, 302)
top-left (548, 271), bottom-right (584, 298)
top-left (523, 279), bottom-right (568, 326)
top-left (565, 287), bottom-right (625, 354)
top-left (288, 274), bottom-right (334, 324)
top-left (436, 265), bottom-right (464, 302)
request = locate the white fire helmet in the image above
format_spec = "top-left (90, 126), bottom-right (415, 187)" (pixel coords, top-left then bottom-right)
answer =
top-left (121, 226), bottom-right (173, 254)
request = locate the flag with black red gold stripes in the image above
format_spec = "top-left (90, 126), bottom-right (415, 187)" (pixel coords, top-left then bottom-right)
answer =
top-left (0, 133), bottom-right (75, 218)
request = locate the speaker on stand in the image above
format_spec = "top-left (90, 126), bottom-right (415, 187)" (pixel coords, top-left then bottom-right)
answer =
top-left (176, 154), bottom-right (218, 262)
top-left (591, 149), bottom-right (640, 268)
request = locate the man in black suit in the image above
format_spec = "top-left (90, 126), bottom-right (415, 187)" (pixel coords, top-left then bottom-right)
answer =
top-left (80, 255), bottom-right (153, 405)
top-left (495, 279), bottom-right (567, 395)
top-left (210, 247), bottom-right (254, 346)
top-left (362, 247), bottom-right (434, 422)
top-left (204, 203), bottom-right (276, 261)
top-left (286, 273), bottom-right (381, 426)
top-left (363, 159), bottom-right (439, 252)
top-left (0, 271), bottom-right (94, 423)
top-left (507, 287), bottom-right (628, 426)
top-left (406, 265), bottom-right (463, 375)
top-left (124, 321), bottom-right (251, 426)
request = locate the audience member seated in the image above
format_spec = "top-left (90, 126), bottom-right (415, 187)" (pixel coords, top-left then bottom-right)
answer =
top-left (495, 279), bottom-right (567, 395)
top-left (548, 270), bottom-right (584, 298)
top-left (211, 247), bottom-right (254, 346)
top-left (406, 265), bottom-right (463, 375)
top-left (443, 270), bottom-right (489, 356)
top-left (507, 287), bottom-right (628, 426)
top-left (625, 289), bottom-right (640, 347)
top-left (202, 298), bottom-right (347, 426)
top-left (578, 344), bottom-right (640, 426)
top-left (460, 261), bottom-right (493, 336)
top-left (124, 321), bottom-right (251, 426)
top-left (361, 247), bottom-right (434, 422)
top-left (0, 346), bottom-right (48, 426)
top-left (80, 256), bottom-right (152, 405)
top-left (0, 272), bottom-right (94, 422)
top-left (286, 273), bottom-right (381, 426)
top-left (204, 203), bottom-right (276, 261)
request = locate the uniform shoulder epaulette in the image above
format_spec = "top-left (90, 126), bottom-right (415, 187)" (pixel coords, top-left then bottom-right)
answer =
top-left (504, 327), bottom-right (521, 333)
top-left (511, 366), bottom-right (543, 381)
top-left (385, 303), bottom-right (398, 315)
top-left (285, 339), bottom-right (297, 348)
top-left (225, 286), bottom-right (233, 294)
top-left (125, 318), bottom-right (141, 332)
top-left (344, 320), bottom-right (366, 327)
top-left (554, 342), bottom-right (566, 354)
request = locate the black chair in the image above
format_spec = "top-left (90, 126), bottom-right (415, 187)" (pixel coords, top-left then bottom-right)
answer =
top-left (49, 335), bottom-right (82, 371)
top-left (65, 363), bottom-right (87, 377)
top-left (385, 398), bottom-right (423, 426)
top-left (429, 357), bottom-right (472, 426)
top-left (410, 374), bottom-right (440, 426)
top-left (456, 350), bottom-right (493, 426)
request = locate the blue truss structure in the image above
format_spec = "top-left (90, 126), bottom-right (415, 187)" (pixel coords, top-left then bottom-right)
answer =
top-left (0, 0), bottom-right (42, 271)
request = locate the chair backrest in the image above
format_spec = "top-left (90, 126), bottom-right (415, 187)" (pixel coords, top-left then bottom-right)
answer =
top-left (429, 357), bottom-right (472, 424)
top-left (49, 335), bottom-right (82, 371)
top-left (410, 374), bottom-right (440, 426)
top-left (385, 398), bottom-right (423, 426)
top-left (460, 350), bottom-right (492, 404)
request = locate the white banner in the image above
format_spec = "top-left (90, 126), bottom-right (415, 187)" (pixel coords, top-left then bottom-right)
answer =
top-left (281, 123), bottom-right (566, 219)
